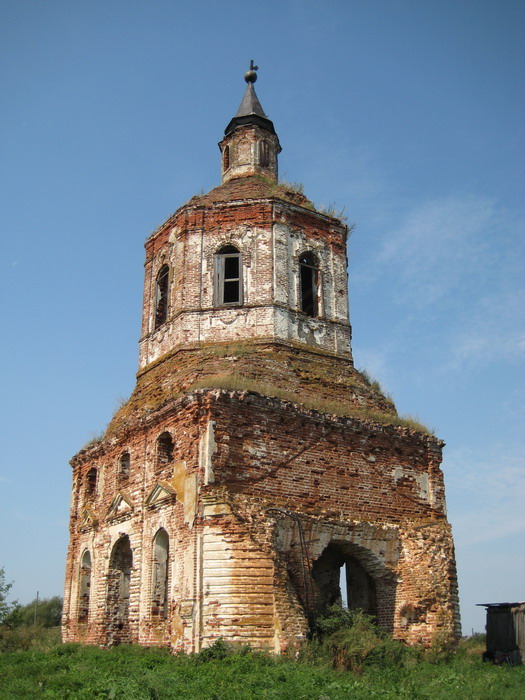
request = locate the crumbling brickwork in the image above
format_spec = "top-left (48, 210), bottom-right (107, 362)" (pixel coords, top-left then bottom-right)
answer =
top-left (63, 68), bottom-right (460, 652)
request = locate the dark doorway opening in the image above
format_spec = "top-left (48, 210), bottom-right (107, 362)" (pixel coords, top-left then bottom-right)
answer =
top-left (312, 542), bottom-right (377, 618)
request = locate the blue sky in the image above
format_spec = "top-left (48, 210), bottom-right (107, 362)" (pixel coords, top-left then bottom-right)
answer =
top-left (1, 0), bottom-right (523, 636)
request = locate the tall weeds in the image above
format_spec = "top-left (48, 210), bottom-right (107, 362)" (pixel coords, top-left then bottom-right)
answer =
top-left (304, 606), bottom-right (418, 674)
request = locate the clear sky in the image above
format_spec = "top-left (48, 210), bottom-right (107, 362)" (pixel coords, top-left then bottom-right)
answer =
top-left (1, 0), bottom-right (523, 636)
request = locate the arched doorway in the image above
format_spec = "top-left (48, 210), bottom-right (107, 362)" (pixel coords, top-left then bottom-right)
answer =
top-left (312, 542), bottom-right (377, 618)
top-left (106, 535), bottom-right (133, 645)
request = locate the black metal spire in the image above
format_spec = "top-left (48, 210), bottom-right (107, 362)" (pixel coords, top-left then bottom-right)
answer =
top-left (224, 61), bottom-right (277, 136)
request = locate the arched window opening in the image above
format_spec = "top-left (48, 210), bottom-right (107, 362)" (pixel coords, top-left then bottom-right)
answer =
top-left (259, 140), bottom-right (270, 166)
top-left (78, 550), bottom-right (92, 622)
top-left (152, 529), bottom-right (169, 618)
top-left (118, 452), bottom-right (130, 481)
top-left (215, 245), bottom-right (242, 306)
top-left (154, 264), bottom-right (169, 329)
top-left (86, 468), bottom-right (97, 497)
top-left (299, 252), bottom-right (319, 317)
top-left (106, 535), bottom-right (133, 645)
top-left (156, 432), bottom-right (174, 470)
top-left (223, 145), bottom-right (230, 170)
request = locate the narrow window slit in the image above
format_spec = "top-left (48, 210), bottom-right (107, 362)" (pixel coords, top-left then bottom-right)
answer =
top-left (299, 253), bottom-right (319, 317)
top-left (155, 265), bottom-right (169, 328)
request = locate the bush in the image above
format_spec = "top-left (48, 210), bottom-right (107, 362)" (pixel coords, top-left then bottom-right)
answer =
top-left (194, 637), bottom-right (233, 662)
top-left (312, 606), bottom-right (416, 673)
top-left (423, 629), bottom-right (458, 664)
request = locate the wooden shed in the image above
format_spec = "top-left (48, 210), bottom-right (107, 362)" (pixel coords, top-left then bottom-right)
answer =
top-left (478, 602), bottom-right (525, 665)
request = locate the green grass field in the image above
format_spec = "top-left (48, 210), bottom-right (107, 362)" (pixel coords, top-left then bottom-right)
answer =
top-left (0, 635), bottom-right (523, 700)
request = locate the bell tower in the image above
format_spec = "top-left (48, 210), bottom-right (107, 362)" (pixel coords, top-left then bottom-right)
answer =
top-left (138, 63), bottom-right (352, 370)
top-left (63, 63), bottom-right (460, 654)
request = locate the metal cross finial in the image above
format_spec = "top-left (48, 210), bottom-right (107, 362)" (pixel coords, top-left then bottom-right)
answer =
top-left (244, 60), bottom-right (259, 83)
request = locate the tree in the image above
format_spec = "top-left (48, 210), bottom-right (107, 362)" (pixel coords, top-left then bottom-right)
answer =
top-left (0, 567), bottom-right (17, 624)
top-left (3, 596), bottom-right (63, 628)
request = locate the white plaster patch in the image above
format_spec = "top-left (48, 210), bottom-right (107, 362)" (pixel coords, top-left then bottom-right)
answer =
top-left (415, 473), bottom-right (430, 502)
top-left (392, 466), bottom-right (404, 483)
top-left (184, 474), bottom-right (198, 528)
top-left (200, 421), bottom-right (217, 485)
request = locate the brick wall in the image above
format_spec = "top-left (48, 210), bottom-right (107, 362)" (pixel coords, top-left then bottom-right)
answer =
top-left (63, 389), bottom-right (459, 650)
top-left (64, 125), bottom-right (459, 651)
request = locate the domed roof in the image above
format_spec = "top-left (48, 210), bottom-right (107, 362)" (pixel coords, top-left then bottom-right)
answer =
top-left (187, 175), bottom-right (314, 209)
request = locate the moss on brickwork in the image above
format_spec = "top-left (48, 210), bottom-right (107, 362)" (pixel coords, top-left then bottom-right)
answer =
top-left (104, 342), bottom-right (398, 439)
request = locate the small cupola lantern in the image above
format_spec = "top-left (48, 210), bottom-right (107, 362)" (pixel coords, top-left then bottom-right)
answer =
top-left (219, 61), bottom-right (282, 183)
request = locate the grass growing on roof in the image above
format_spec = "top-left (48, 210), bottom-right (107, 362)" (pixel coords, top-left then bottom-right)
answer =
top-left (188, 373), bottom-right (434, 435)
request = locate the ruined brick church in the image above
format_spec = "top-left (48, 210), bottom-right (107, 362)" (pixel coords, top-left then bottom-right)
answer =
top-left (62, 65), bottom-right (460, 651)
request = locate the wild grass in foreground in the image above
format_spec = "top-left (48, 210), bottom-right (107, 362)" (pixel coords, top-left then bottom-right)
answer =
top-left (0, 632), bottom-right (523, 699)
